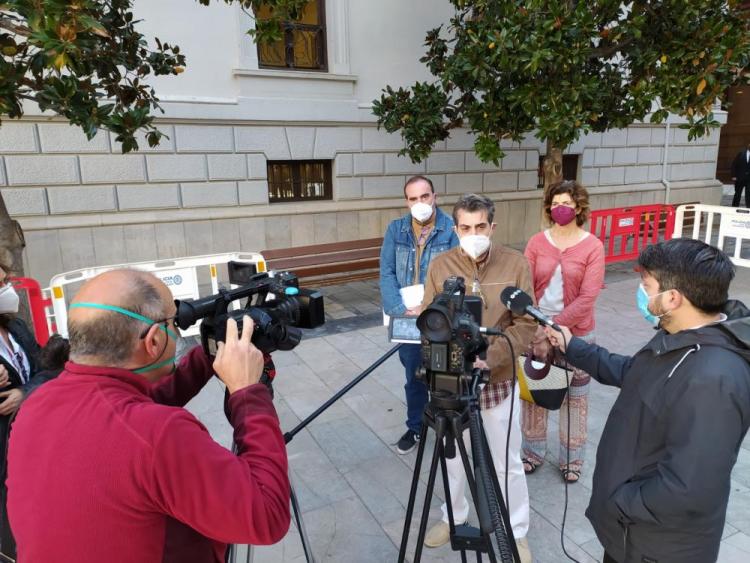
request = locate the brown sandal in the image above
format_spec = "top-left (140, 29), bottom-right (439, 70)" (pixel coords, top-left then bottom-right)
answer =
top-left (522, 457), bottom-right (541, 474)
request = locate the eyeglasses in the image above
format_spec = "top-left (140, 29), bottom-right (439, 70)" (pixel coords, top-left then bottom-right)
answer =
top-left (139, 316), bottom-right (180, 340)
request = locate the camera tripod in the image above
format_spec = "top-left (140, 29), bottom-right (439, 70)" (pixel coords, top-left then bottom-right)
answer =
top-left (228, 343), bottom-right (404, 563)
top-left (398, 368), bottom-right (520, 563)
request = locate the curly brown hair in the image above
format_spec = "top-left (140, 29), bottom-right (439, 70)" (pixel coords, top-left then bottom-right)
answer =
top-left (543, 180), bottom-right (591, 227)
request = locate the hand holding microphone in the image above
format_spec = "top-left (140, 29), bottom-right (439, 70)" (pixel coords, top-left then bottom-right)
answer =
top-left (500, 286), bottom-right (571, 352)
top-left (500, 286), bottom-right (561, 331)
top-left (544, 325), bottom-right (573, 353)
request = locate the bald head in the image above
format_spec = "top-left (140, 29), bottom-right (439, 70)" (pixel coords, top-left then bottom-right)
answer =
top-left (68, 269), bottom-right (171, 366)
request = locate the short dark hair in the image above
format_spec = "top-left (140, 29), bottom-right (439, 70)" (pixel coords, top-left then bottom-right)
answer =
top-left (544, 180), bottom-right (590, 226)
top-left (637, 239), bottom-right (735, 314)
top-left (404, 175), bottom-right (434, 196)
top-left (68, 271), bottom-right (166, 364)
top-left (453, 193), bottom-right (495, 224)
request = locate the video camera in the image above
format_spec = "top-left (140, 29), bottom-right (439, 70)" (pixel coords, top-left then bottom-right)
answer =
top-left (174, 262), bottom-right (325, 357)
top-left (416, 276), bottom-right (488, 395)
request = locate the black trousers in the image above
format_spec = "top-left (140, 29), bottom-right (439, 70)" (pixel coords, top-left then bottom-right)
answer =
top-left (603, 552), bottom-right (618, 563)
top-left (733, 181), bottom-right (748, 208)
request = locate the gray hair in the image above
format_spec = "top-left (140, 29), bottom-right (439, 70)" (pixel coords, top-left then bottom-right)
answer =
top-left (68, 271), bottom-right (166, 365)
top-left (452, 193), bottom-right (495, 224)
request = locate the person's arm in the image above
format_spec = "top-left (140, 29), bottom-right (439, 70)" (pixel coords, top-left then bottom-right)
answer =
top-left (610, 367), bottom-right (747, 527)
top-left (485, 259), bottom-right (537, 376)
top-left (552, 331), bottom-right (634, 388)
top-left (731, 152), bottom-right (740, 180)
top-left (148, 345), bottom-right (215, 407)
top-left (553, 241), bottom-right (605, 328)
top-left (150, 385), bottom-right (290, 545)
top-left (379, 222), bottom-right (406, 316)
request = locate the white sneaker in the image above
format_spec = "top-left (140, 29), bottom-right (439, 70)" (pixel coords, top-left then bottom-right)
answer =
top-left (516, 535), bottom-right (532, 563)
top-left (424, 521), bottom-right (450, 548)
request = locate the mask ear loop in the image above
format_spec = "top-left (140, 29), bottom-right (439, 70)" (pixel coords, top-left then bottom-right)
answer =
top-left (133, 324), bottom-right (173, 375)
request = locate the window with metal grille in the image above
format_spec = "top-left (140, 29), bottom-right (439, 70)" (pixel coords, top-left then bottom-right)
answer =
top-left (267, 160), bottom-right (332, 203)
top-left (256, 1), bottom-right (327, 71)
top-left (537, 154), bottom-right (580, 189)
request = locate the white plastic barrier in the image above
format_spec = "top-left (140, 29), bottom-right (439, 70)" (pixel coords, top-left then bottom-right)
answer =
top-left (47, 252), bottom-right (266, 337)
top-left (673, 204), bottom-right (750, 267)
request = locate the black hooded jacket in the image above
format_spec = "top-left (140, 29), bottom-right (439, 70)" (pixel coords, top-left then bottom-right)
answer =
top-left (565, 300), bottom-right (750, 563)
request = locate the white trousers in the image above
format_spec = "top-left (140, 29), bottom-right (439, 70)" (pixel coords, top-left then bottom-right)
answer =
top-left (440, 386), bottom-right (530, 539)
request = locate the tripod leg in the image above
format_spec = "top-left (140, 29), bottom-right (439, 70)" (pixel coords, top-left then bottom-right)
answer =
top-left (397, 421), bottom-right (429, 563)
top-left (450, 416), bottom-right (500, 563)
top-left (478, 418), bottom-right (520, 563)
top-left (412, 415), bottom-right (448, 563)
top-left (438, 447), bottom-right (467, 563)
top-left (290, 479), bottom-right (315, 563)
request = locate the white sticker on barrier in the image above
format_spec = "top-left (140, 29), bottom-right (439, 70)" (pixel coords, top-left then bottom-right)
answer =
top-left (720, 215), bottom-right (750, 240)
top-left (674, 204), bottom-right (750, 268)
top-left (153, 268), bottom-right (199, 302)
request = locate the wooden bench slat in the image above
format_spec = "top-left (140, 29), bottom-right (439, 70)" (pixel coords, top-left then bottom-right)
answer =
top-left (261, 237), bottom-right (383, 260)
top-left (260, 237), bottom-right (384, 286)
top-left (288, 258), bottom-right (380, 278)
top-left (266, 248), bottom-right (380, 270)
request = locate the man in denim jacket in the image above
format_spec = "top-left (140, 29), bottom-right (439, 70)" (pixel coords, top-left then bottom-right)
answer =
top-left (380, 175), bottom-right (459, 453)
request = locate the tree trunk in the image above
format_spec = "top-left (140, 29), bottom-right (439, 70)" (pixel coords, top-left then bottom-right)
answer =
top-left (542, 142), bottom-right (563, 193)
top-left (540, 142), bottom-right (564, 227)
top-left (0, 194), bottom-right (30, 325)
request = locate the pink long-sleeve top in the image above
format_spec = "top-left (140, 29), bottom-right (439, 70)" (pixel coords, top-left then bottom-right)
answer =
top-left (524, 230), bottom-right (605, 336)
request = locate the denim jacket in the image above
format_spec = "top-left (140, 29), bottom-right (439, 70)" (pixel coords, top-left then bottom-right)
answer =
top-left (379, 207), bottom-right (459, 316)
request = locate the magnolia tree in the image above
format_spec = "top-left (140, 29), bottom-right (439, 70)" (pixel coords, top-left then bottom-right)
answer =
top-left (372, 0), bottom-right (750, 190)
top-left (0, 0), bottom-right (308, 278)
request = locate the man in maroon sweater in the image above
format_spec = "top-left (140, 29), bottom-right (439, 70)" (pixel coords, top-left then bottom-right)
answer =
top-left (6, 269), bottom-right (290, 562)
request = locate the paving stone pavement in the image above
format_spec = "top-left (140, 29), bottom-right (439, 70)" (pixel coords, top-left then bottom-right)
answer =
top-left (185, 261), bottom-right (750, 563)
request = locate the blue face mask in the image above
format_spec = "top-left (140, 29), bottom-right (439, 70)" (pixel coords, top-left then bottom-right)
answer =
top-left (636, 284), bottom-right (668, 326)
top-left (69, 302), bottom-right (178, 374)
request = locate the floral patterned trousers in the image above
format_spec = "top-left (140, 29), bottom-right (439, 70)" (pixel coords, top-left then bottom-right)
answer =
top-left (520, 333), bottom-right (593, 471)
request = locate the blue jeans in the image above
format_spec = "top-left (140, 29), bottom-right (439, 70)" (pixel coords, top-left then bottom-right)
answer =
top-left (399, 344), bottom-right (428, 433)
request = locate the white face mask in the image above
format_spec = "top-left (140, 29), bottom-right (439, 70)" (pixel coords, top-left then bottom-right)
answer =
top-left (410, 202), bottom-right (433, 223)
top-left (0, 285), bottom-right (19, 314)
top-left (460, 234), bottom-right (491, 260)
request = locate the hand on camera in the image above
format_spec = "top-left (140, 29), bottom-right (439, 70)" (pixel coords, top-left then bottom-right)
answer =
top-left (0, 388), bottom-right (23, 416)
top-left (543, 325), bottom-right (573, 353)
top-left (473, 359), bottom-right (489, 371)
top-left (0, 365), bottom-right (9, 388)
top-left (213, 315), bottom-right (264, 394)
top-left (405, 306), bottom-right (422, 316)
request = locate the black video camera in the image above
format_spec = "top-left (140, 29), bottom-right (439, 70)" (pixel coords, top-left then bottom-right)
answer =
top-left (174, 262), bottom-right (325, 357)
top-left (416, 276), bottom-right (487, 395)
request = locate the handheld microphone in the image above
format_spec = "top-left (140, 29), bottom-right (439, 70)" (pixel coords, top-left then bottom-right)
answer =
top-left (500, 286), bottom-right (562, 331)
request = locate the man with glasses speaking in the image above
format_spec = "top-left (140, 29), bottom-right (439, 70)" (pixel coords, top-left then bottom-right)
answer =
top-left (6, 269), bottom-right (290, 563)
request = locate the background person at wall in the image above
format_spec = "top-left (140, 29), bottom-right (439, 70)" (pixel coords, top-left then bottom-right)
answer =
top-left (545, 239), bottom-right (750, 563)
top-left (731, 142), bottom-right (750, 208)
top-left (380, 175), bottom-right (458, 454)
top-left (521, 181), bottom-right (605, 483)
top-left (7, 269), bottom-right (290, 563)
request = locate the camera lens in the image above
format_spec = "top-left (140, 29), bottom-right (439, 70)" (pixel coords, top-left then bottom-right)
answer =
top-left (419, 309), bottom-right (451, 341)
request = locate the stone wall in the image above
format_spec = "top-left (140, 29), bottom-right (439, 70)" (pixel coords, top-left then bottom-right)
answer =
top-left (0, 119), bottom-right (722, 285)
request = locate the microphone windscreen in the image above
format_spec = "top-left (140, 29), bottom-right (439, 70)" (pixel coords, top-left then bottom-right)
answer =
top-left (500, 286), bottom-right (533, 315)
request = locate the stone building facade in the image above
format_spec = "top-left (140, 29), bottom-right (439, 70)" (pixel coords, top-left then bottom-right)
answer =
top-left (1, 0), bottom-right (724, 284)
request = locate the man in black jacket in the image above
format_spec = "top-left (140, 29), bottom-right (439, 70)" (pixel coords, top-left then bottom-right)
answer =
top-left (730, 143), bottom-right (750, 207)
top-left (545, 238), bottom-right (750, 563)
